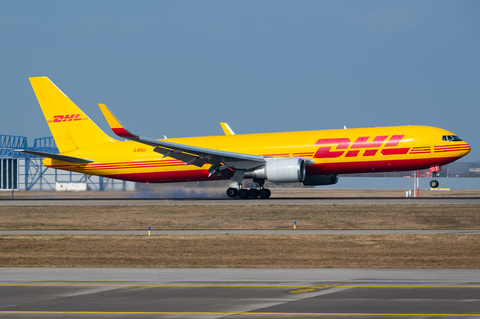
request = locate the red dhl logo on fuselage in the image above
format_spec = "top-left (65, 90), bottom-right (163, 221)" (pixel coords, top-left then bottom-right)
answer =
top-left (314, 135), bottom-right (410, 159)
top-left (47, 114), bottom-right (89, 123)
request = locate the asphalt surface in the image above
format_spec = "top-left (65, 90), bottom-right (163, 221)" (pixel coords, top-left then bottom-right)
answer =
top-left (0, 268), bottom-right (479, 318)
top-left (1, 197), bottom-right (480, 205)
top-left (1, 229), bottom-right (480, 235)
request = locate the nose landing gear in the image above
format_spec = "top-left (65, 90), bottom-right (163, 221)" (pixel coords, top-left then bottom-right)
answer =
top-left (430, 172), bottom-right (440, 188)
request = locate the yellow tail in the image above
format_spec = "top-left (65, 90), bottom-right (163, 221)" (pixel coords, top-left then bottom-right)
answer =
top-left (29, 77), bottom-right (116, 153)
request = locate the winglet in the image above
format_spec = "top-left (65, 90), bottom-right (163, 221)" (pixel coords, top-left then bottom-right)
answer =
top-left (98, 104), bottom-right (138, 139)
top-left (220, 122), bottom-right (235, 135)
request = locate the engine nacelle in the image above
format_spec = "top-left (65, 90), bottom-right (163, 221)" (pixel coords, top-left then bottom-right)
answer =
top-left (245, 158), bottom-right (306, 183)
top-left (302, 174), bottom-right (339, 186)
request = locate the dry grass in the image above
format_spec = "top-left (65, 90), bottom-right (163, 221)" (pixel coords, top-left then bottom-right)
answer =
top-left (1, 204), bottom-right (479, 230)
top-left (2, 190), bottom-right (479, 269)
top-left (0, 234), bottom-right (478, 268)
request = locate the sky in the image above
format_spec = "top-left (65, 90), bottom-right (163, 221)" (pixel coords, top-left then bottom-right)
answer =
top-left (1, 0), bottom-right (479, 161)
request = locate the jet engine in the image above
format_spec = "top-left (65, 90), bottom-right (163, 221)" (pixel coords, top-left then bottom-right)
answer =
top-left (302, 174), bottom-right (339, 186)
top-left (245, 158), bottom-right (306, 183)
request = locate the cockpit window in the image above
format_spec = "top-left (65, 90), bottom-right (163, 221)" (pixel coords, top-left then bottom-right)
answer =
top-left (442, 135), bottom-right (462, 141)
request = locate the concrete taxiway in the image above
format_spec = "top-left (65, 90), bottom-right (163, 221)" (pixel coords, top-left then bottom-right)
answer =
top-left (0, 268), bottom-right (479, 318)
top-left (1, 197), bottom-right (480, 206)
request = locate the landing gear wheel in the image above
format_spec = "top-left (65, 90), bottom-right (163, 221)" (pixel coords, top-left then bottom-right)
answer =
top-left (259, 189), bottom-right (271, 199)
top-left (238, 189), bottom-right (250, 199)
top-left (430, 180), bottom-right (439, 188)
top-left (249, 188), bottom-right (260, 199)
top-left (226, 187), bottom-right (238, 198)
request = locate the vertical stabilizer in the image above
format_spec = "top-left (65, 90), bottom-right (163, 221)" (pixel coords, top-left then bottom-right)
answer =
top-left (29, 77), bottom-right (116, 153)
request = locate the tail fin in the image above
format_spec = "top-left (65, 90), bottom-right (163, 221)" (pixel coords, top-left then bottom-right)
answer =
top-left (29, 77), bottom-right (116, 153)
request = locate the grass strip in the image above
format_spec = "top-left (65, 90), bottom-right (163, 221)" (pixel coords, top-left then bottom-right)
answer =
top-left (1, 234), bottom-right (478, 268)
top-left (1, 204), bottom-right (479, 230)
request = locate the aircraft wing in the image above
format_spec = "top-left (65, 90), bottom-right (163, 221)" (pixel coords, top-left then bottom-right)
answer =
top-left (14, 150), bottom-right (94, 164)
top-left (98, 104), bottom-right (266, 180)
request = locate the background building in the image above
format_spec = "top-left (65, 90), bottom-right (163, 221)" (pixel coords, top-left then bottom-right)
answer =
top-left (0, 134), bottom-right (135, 191)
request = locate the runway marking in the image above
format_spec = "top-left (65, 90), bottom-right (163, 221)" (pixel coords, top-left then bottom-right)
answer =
top-left (289, 285), bottom-right (336, 293)
top-left (288, 285), bottom-right (480, 293)
top-left (0, 311), bottom-right (479, 316)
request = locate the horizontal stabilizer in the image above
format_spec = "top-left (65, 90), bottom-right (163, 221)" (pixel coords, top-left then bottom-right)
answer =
top-left (14, 150), bottom-right (94, 164)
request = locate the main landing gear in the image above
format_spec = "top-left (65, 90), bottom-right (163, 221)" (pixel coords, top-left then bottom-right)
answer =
top-left (430, 172), bottom-right (440, 188)
top-left (226, 179), bottom-right (271, 199)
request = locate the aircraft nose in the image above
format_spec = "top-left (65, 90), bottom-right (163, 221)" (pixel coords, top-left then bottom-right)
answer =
top-left (460, 141), bottom-right (471, 157)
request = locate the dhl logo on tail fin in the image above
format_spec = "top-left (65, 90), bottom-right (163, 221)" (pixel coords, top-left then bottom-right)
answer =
top-left (47, 114), bottom-right (89, 123)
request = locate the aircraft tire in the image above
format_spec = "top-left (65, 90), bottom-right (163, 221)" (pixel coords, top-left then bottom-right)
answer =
top-left (238, 189), bottom-right (250, 199)
top-left (249, 188), bottom-right (260, 199)
top-left (259, 189), bottom-right (271, 199)
top-left (226, 187), bottom-right (238, 198)
top-left (430, 180), bottom-right (439, 188)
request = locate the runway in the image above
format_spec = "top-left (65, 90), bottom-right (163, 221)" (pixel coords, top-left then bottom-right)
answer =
top-left (0, 268), bottom-right (479, 318)
top-left (1, 197), bottom-right (480, 206)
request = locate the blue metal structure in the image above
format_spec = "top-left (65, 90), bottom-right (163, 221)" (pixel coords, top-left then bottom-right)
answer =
top-left (23, 137), bottom-right (58, 190)
top-left (0, 134), bottom-right (60, 190)
top-left (33, 137), bottom-right (57, 152)
top-left (0, 135), bottom-right (28, 158)
top-left (0, 134), bottom-right (133, 191)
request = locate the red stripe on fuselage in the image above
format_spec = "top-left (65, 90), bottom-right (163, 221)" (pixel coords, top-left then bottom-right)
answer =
top-left (103, 169), bottom-right (229, 183)
top-left (381, 148), bottom-right (410, 155)
top-left (307, 156), bottom-right (461, 175)
top-left (345, 150), bottom-right (360, 157)
top-left (363, 150), bottom-right (378, 156)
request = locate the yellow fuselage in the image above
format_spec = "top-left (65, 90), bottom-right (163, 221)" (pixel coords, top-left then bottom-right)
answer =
top-left (44, 125), bottom-right (470, 183)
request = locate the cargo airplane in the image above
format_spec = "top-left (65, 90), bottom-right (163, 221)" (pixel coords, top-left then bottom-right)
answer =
top-left (18, 77), bottom-right (471, 199)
